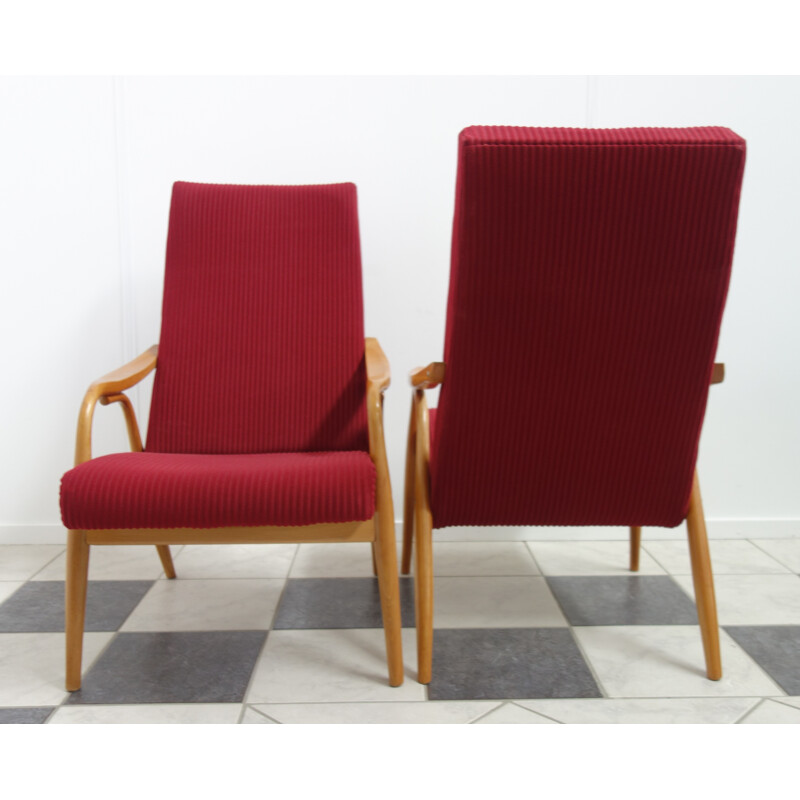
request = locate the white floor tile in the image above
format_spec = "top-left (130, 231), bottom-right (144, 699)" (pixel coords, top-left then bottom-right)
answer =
top-left (750, 539), bottom-right (800, 573)
top-left (33, 545), bottom-right (179, 581)
top-left (643, 540), bottom-right (790, 575)
top-left (240, 706), bottom-right (279, 724)
top-left (517, 697), bottom-right (760, 724)
top-left (246, 629), bottom-right (425, 703)
top-left (290, 543), bottom-right (376, 578)
top-left (431, 542), bottom-right (539, 576)
top-left (473, 702), bottom-right (557, 724)
top-left (573, 625), bottom-right (783, 698)
top-left (121, 578), bottom-right (285, 631)
top-left (673, 573), bottom-right (800, 625)
top-left (740, 699), bottom-right (800, 724)
top-left (49, 703), bottom-right (242, 724)
top-left (0, 545), bottom-right (64, 581)
top-left (172, 544), bottom-right (297, 579)
top-left (434, 576), bottom-right (567, 628)
top-left (774, 696), bottom-right (800, 711)
top-left (0, 632), bottom-right (112, 706)
top-left (527, 541), bottom-right (664, 576)
top-left (0, 582), bottom-right (23, 605)
top-left (252, 700), bottom-right (501, 723)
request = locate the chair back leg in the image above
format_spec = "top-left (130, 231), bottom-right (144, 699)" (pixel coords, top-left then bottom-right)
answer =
top-left (685, 472), bottom-right (722, 680)
top-left (629, 526), bottom-right (642, 571)
top-left (401, 398), bottom-right (417, 575)
top-left (373, 509), bottom-right (404, 686)
top-left (156, 545), bottom-right (176, 578)
top-left (65, 530), bottom-right (90, 691)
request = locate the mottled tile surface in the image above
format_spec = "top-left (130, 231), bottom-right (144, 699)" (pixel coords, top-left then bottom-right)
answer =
top-left (0, 580), bottom-right (153, 632)
top-left (546, 576), bottom-right (698, 626)
top-left (427, 628), bottom-right (601, 701)
top-left (725, 625), bottom-right (800, 694)
top-left (0, 706), bottom-right (55, 724)
top-left (273, 577), bottom-right (415, 629)
top-left (66, 631), bottom-right (267, 705)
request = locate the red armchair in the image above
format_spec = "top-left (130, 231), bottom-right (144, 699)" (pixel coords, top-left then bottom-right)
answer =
top-left (60, 182), bottom-right (403, 690)
top-left (403, 127), bottom-right (746, 684)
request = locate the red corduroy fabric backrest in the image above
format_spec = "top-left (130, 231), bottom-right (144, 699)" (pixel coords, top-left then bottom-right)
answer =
top-left (430, 127), bottom-right (746, 528)
top-left (146, 182), bottom-right (369, 454)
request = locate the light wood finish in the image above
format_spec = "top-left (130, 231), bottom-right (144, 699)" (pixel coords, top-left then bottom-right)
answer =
top-left (629, 526), bottom-right (642, 571)
top-left (711, 362), bottom-right (725, 384)
top-left (65, 339), bottom-right (404, 690)
top-left (412, 389), bottom-right (434, 684)
top-left (85, 520), bottom-right (376, 546)
top-left (401, 392), bottom-right (417, 575)
top-left (410, 362), bottom-right (446, 390)
top-left (366, 342), bottom-right (404, 686)
top-left (65, 530), bottom-right (90, 692)
top-left (685, 471), bottom-right (722, 680)
top-left (75, 345), bottom-right (158, 466)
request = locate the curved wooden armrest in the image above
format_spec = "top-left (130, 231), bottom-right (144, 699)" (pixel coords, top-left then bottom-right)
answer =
top-left (74, 345), bottom-right (158, 466)
top-left (366, 337), bottom-right (391, 393)
top-left (711, 363), bottom-right (725, 385)
top-left (410, 362), bottom-right (445, 390)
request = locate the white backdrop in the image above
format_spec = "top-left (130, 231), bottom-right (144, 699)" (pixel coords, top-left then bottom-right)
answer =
top-left (2, 76), bottom-right (798, 542)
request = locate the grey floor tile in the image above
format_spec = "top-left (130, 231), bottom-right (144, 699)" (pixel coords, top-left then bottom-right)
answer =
top-left (0, 706), bottom-right (55, 724)
top-left (724, 626), bottom-right (800, 695)
top-left (273, 577), bottom-right (415, 629)
top-left (546, 576), bottom-right (698, 626)
top-left (0, 581), bottom-right (154, 632)
top-left (66, 631), bottom-right (267, 705)
top-left (427, 628), bottom-right (601, 701)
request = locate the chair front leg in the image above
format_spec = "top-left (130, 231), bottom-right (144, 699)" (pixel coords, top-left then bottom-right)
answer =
top-left (65, 530), bottom-right (90, 691)
top-left (413, 391), bottom-right (434, 684)
top-left (401, 395), bottom-right (417, 575)
top-left (629, 526), bottom-right (641, 571)
top-left (685, 471), bottom-right (722, 680)
top-left (156, 545), bottom-right (177, 579)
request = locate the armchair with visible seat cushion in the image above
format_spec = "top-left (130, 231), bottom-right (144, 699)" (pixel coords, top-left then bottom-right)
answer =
top-left (60, 181), bottom-right (403, 690)
top-left (403, 126), bottom-right (746, 684)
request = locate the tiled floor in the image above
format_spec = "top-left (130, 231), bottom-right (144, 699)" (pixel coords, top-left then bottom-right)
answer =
top-left (1, 537), bottom-right (799, 723)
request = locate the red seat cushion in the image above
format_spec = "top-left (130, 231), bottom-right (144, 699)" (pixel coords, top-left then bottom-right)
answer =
top-left (60, 451), bottom-right (376, 530)
top-left (431, 126), bottom-right (746, 529)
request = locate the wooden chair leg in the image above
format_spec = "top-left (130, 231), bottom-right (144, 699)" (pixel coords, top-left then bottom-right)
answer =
top-left (374, 506), bottom-right (404, 687)
top-left (629, 526), bottom-right (641, 571)
top-left (686, 471), bottom-right (722, 680)
top-left (65, 530), bottom-right (90, 691)
top-left (156, 545), bottom-right (176, 579)
top-left (371, 542), bottom-right (378, 576)
top-left (413, 404), bottom-right (434, 684)
top-left (401, 397), bottom-right (416, 575)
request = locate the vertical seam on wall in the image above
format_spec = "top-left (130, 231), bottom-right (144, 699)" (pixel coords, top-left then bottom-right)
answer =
top-left (111, 76), bottom-right (138, 408)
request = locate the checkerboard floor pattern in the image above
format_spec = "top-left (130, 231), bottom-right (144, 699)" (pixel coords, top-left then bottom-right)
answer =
top-left (1, 537), bottom-right (799, 723)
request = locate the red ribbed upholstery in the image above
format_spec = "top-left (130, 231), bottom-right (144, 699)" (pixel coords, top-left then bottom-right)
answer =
top-left (61, 182), bottom-right (374, 531)
top-left (147, 182), bottom-right (368, 454)
top-left (61, 452), bottom-right (376, 529)
top-left (430, 126), bottom-right (746, 528)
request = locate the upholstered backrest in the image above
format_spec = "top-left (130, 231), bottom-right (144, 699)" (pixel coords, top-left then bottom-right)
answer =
top-left (146, 182), bottom-right (369, 454)
top-left (430, 127), bottom-right (746, 528)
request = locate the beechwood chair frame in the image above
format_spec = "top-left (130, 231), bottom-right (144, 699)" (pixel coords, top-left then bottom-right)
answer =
top-left (65, 338), bottom-right (403, 690)
top-left (402, 361), bottom-right (726, 685)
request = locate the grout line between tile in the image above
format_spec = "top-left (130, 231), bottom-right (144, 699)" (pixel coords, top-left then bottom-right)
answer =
top-left (734, 697), bottom-right (769, 724)
top-left (747, 538), bottom-right (799, 573)
top-left (465, 701), bottom-right (505, 723)
top-left (26, 546), bottom-right (68, 581)
top-left (507, 700), bottom-right (563, 724)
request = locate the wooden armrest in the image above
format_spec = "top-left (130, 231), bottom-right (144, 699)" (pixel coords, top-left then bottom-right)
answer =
top-left (74, 345), bottom-right (158, 465)
top-left (410, 362), bottom-right (445, 390)
top-left (366, 338), bottom-right (391, 393)
top-left (87, 345), bottom-right (159, 400)
top-left (711, 363), bottom-right (725, 385)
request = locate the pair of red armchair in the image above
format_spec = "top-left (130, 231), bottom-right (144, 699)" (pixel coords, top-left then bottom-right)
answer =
top-left (60, 126), bottom-right (746, 690)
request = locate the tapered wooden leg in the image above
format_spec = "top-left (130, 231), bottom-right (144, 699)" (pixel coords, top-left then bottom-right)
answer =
top-left (156, 545), bottom-right (176, 579)
top-left (685, 471), bottom-right (722, 680)
top-left (371, 542), bottom-right (378, 576)
top-left (374, 504), bottom-right (404, 686)
top-left (65, 530), bottom-right (90, 691)
top-left (629, 526), bottom-right (641, 571)
top-left (401, 397), bottom-right (416, 575)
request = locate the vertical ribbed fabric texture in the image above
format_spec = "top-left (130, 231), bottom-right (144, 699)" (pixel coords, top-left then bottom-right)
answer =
top-left (146, 182), bottom-right (369, 455)
top-left (431, 126), bottom-right (746, 528)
